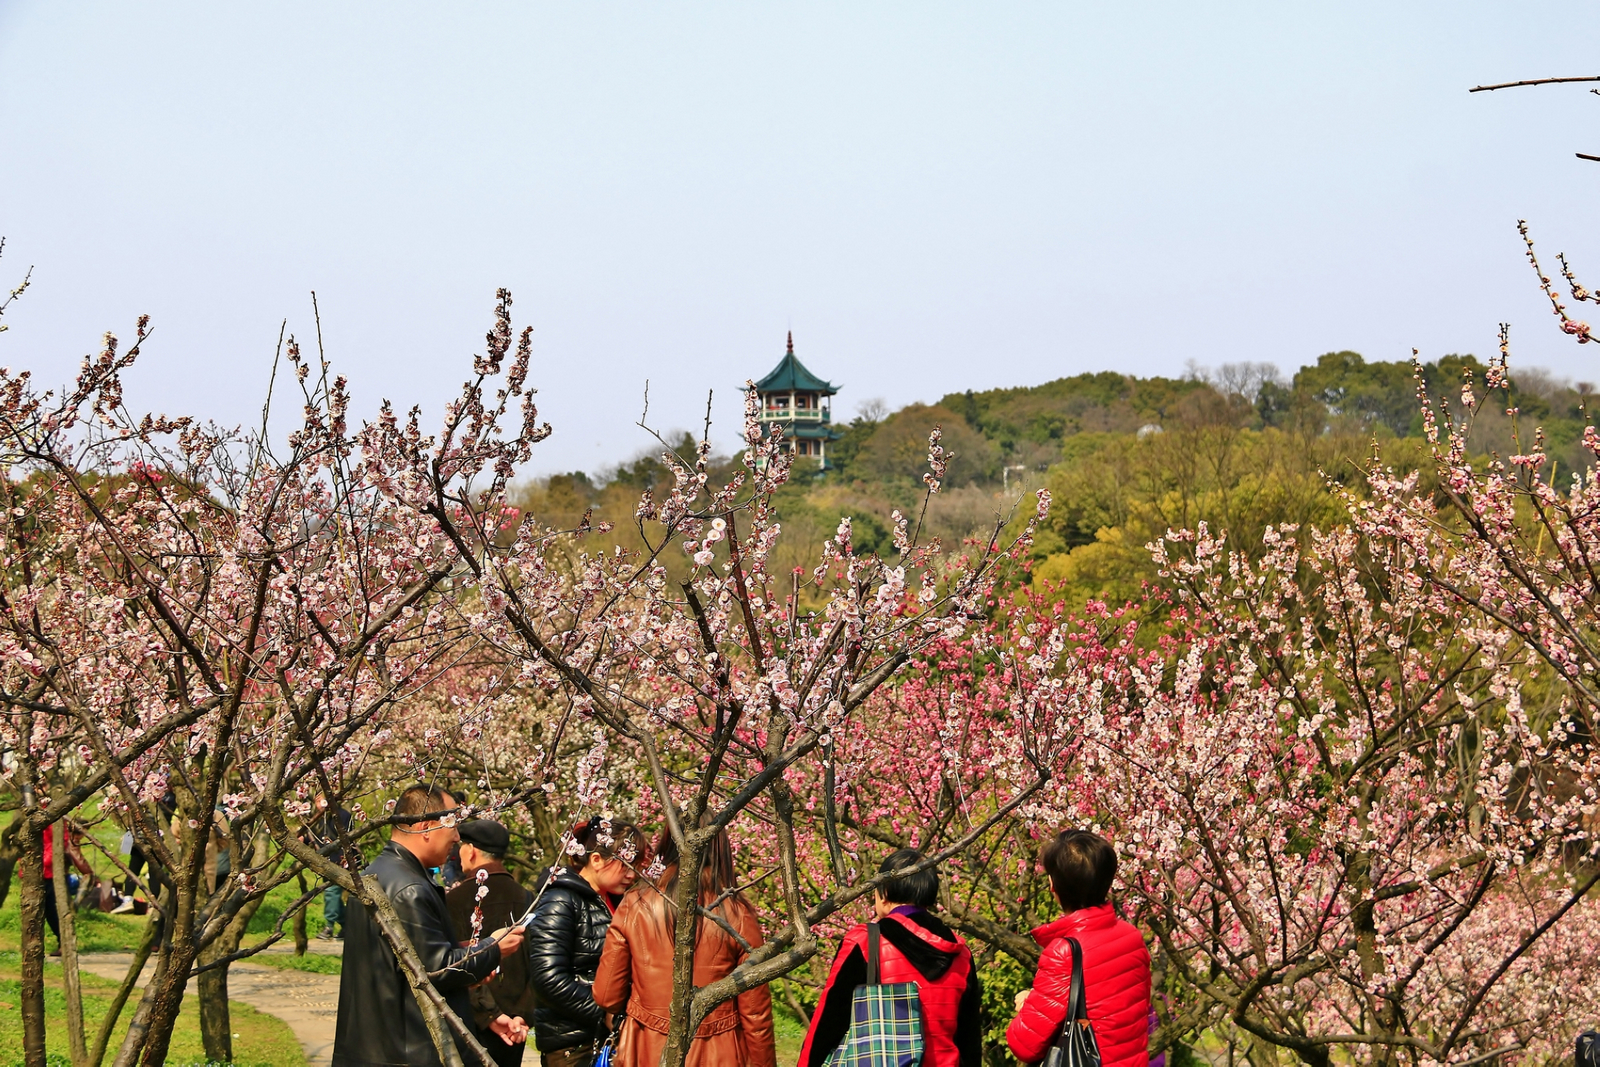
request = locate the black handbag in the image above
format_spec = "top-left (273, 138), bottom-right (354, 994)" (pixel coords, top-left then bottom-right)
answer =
top-left (1042, 937), bottom-right (1102, 1067)
top-left (1577, 1030), bottom-right (1600, 1067)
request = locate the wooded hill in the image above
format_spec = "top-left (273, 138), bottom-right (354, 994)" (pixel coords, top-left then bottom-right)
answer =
top-left (517, 350), bottom-right (1590, 604)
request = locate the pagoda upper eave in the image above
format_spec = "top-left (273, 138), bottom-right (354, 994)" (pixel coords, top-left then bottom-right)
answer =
top-left (778, 423), bottom-right (841, 441)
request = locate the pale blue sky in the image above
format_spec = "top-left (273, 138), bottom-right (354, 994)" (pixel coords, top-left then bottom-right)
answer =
top-left (3, 3), bottom-right (1598, 474)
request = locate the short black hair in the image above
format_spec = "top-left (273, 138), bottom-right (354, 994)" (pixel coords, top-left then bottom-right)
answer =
top-left (394, 784), bottom-right (450, 824)
top-left (1041, 830), bottom-right (1117, 911)
top-left (877, 848), bottom-right (938, 908)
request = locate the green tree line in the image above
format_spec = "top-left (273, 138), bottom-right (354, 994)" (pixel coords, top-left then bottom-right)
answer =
top-left (518, 350), bottom-right (1589, 605)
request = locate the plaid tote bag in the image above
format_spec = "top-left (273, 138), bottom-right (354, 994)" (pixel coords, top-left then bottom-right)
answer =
top-left (824, 922), bottom-right (926, 1067)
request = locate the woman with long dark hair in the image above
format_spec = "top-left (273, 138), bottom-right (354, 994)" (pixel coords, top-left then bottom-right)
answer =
top-left (592, 822), bottom-right (776, 1067)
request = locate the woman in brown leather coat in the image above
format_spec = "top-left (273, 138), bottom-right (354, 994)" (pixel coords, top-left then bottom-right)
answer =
top-left (592, 824), bottom-right (776, 1067)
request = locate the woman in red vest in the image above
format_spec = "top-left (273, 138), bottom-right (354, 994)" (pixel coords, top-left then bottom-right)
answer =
top-left (40, 819), bottom-right (95, 955)
top-left (1007, 830), bottom-right (1152, 1067)
top-left (798, 849), bottom-right (983, 1067)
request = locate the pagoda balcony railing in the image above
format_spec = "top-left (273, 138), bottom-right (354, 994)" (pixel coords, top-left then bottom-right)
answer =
top-left (758, 408), bottom-right (831, 424)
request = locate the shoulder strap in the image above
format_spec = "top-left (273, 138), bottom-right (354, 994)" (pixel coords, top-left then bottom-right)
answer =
top-left (1066, 937), bottom-right (1086, 1025)
top-left (867, 922), bottom-right (881, 985)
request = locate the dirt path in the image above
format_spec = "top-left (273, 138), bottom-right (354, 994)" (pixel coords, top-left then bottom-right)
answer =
top-left (78, 941), bottom-right (343, 1067)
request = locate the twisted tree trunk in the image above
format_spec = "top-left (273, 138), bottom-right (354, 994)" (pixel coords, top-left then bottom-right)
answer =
top-left (51, 818), bottom-right (89, 1067)
top-left (201, 835), bottom-right (274, 1060)
top-left (89, 912), bottom-right (160, 1067)
top-left (111, 950), bottom-right (171, 1067)
top-left (18, 816), bottom-right (47, 1067)
top-left (197, 954), bottom-right (232, 1065)
top-left (660, 827), bottom-right (709, 1067)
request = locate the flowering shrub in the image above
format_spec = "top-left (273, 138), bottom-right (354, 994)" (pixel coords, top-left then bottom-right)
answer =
top-left (0, 312), bottom-right (517, 1066)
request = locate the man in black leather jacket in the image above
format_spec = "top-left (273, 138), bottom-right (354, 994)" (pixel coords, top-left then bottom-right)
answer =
top-left (332, 785), bottom-right (525, 1067)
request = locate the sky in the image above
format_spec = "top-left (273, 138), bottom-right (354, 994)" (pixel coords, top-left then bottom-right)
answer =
top-left (3, 2), bottom-right (1600, 476)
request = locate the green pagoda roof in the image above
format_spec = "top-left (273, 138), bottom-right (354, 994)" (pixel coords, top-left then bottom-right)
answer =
top-left (788, 423), bottom-right (839, 440)
top-left (753, 333), bottom-right (838, 395)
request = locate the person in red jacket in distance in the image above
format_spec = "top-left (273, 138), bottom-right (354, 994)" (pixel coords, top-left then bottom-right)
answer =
top-left (1007, 830), bottom-right (1152, 1067)
top-left (798, 849), bottom-right (983, 1067)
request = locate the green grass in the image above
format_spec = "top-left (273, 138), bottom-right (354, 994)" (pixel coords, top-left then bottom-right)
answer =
top-left (774, 1003), bottom-right (805, 1066)
top-left (0, 887), bottom-right (150, 955)
top-left (1, 806), bottom-right (317, 1067)
top-left (240, 952), bottom-right (341, 975)
top-left (0, 957), bottom-right (304, 1067)
top-left (0, 822), bottom-right (341, 956)
top-left (242, 878), bottom-right (336, 942)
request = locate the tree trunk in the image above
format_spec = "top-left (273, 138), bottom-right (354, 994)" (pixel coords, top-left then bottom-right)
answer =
top-left (52, 819), bottom-right (89, 1067)
top-left (197, 956), bottom-right (232, 1064)
top-left (660, 833), bottom-right (708, 1067)
top-left (18, 816), bottom-right (47, 1067)
top-left (108, 873), bottom-right (187, 1067)
top-left (197, 830), bottom-right (272, 1065)
top-left (111, 958), bottom-right (166, 1067)
top-left (90, 912), bottom-right (160, 1067)
top-left (1347, 847), bottom-right (1396, 1067)
top-left (132, 871), bottom-right (199, 1067)
top-left (135, 949), bottom-right (197, 1066)
top-left (293, 871), bottom-right (310, 955)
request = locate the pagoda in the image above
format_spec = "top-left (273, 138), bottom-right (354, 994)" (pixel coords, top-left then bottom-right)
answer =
top-left (750, 332), bottom-right (841, 469)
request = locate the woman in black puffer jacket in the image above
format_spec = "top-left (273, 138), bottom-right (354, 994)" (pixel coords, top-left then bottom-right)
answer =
top-left (526, 817), bottom-right (644, 1067)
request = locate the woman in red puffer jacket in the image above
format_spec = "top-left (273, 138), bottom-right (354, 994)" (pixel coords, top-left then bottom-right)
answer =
top-left (1006, 830), bottom-right (1151, 1067)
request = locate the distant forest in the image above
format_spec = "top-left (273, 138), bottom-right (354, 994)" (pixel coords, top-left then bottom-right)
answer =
top-left (518, 350), bottom-right (1591, 605)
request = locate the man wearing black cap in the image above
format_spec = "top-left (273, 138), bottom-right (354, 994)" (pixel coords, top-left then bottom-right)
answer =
top-left (447, 819), bottom-right (537, 1067)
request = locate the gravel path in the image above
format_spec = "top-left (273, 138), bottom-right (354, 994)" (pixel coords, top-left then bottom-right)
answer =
top-left (77, 941), bottom-right (343, 1067)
